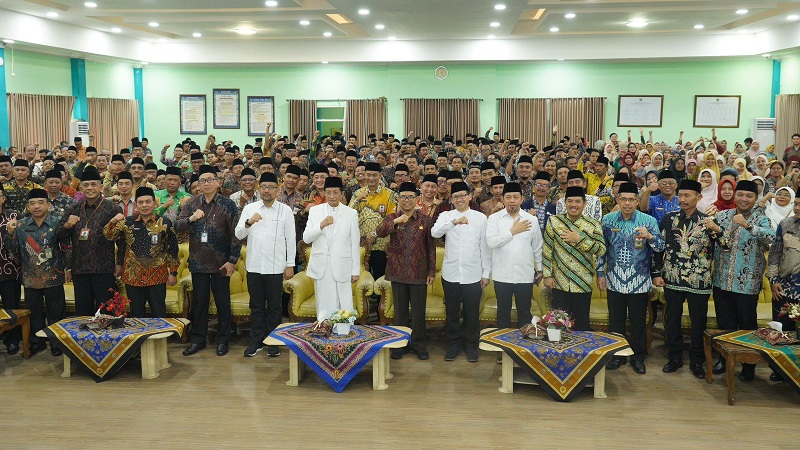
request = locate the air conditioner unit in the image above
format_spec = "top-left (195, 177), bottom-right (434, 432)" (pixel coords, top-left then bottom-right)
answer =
top-left (751, 118), bottom-right (776, 149)
top-left (69, 121), bottom-right (90, 145)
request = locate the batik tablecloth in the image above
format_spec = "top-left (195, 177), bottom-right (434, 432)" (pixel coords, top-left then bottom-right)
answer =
top-left (712, 329), bottom-right (800, 395)
top-left (268, 323), bottom-right (410, 393)
top-left (42, 317), bottom-right (187, 382)
top-left (481, 329), bottom-right (630, 401)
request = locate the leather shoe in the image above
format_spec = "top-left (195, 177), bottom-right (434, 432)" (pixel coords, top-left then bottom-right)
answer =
top-left (416, 349), bottom-right (429, 360)
top-left (690, 363), bottom-right (706, 379)
top-left (738, 366), bottom-right (755, 382)
top-left (606, 358), bottom-right (623, 370)
top-left (631, 360), bottom-right (646, 374)
top-left (6, 343), bottom-right (19, 355)
top-left (30, 343), bottom-right (47, 356)
top-left (50, 346), bottom-right (62, 357)
top-left (770, 371), bottom-right (784, 382)
top-left (182, 342), bottom-right (206, 356)
top-left (712, 358), bottom-right (726, 375)
top-left (216, 343), bottom-right (229, 356)
top-left (662, 359), bottom-right (684, 373)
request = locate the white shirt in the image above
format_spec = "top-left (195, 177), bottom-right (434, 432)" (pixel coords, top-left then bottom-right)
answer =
top-left (431, 207), bottom-right (491, 283)
top-left (235, 200), bottom-right (296, 275)
top-left (556, 194), bottom-right (603, 222)
top-left (486, 208), bottom-right (543, 284)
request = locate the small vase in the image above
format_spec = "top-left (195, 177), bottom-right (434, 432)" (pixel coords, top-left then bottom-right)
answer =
top-left (547, 327), bottom-right (562, 342)
top-left (333, 323), bottom-right (351, 336)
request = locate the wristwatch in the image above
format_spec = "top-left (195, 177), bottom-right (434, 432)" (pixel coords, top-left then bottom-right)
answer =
top-left (244, 218), bottom-right (251, 228)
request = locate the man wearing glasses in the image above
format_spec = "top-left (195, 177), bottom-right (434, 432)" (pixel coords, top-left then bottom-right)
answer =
top-left (522, 172), bottom-right (556, 233)
top-left (229, 168), bottom-right (261, 213)
top-left (639, 169), bottom-right (680, 225)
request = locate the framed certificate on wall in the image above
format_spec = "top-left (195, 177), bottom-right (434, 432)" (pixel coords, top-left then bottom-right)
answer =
top-left (179, 94), bottom-right (207, 135)
top-left (248, 96), bottom-right (275, 136)
top-left (618, 95), bottom-right (663, 127)
top-left (693, 95), bottom-right (741, 128)
top-left (213, 88), bottom-right (240, 129)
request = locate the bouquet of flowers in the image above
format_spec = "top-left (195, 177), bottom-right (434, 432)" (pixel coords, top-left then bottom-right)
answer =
top-left (101, 289), bottom-right (131, 318)
top-left (328, 309), bottom-right (358, 324)
top-left (81, 289), bottom-right (130, 330)
top-left (541, 309), bottom-right (574, 331)
top-left (779, 302), bottom-right (800, 323)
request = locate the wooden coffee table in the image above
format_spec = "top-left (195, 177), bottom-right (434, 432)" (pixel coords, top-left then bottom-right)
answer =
top-left (703, 329), bottom-right (767, 406)
top-left (0, 309), bottom-right (31, 359)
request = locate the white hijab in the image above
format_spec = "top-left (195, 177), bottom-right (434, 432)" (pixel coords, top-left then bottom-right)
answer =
top-left (697, 169), bottom-right (717, 213)
top-left (764, 186), bottom-right (796, 230)
top-left (751, 176), bottom-right (766, 200)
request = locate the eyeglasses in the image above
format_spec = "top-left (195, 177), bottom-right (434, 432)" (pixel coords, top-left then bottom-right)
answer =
top-left (451, 193), bottom-right (469, 200)
top-left (260, 185), bottom-right (278, 191)
top-left (398, 195), bottom-right (417, 201)
top-left (198, 178), bottom-right (216, 184)
top-left (535, 183), bottom-right (550, 188)
top-left (240, 177), bottom-right (257, 183)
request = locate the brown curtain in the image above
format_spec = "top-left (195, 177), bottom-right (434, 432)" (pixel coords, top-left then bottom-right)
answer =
top-left (87, 97), bottom-right (140, 152)
top-left (288, 99), bottom-right (318, 140)
top-left (550, 97), bottom-right (606, 147)
top-left (403, 99), bottom-right (480, 140)
top-left (776, 94), bottom-right (800, 154)
top-left (7, 93), bottom-right (75, 149)
top-left (497, 98), bottom-right (548, 148)
top-left (344, 99), bottom-right (387, 142)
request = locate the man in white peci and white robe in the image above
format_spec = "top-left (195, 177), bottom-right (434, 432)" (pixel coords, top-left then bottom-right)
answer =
top-left (302, 176), bottom-right (361, 321)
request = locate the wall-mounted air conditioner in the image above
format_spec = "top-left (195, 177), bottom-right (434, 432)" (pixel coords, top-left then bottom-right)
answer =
top-left (69, 121), bottom-right (90, 145)
top-left (751, 118), bottom-right (776, 149)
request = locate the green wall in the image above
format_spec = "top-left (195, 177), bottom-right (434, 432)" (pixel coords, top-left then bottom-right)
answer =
top-left (85, 60), bottom-right (135, 99)
top-left (780, 53), bottom-right (800, 94)
top-left (4, 50), bottom-right (72, 96)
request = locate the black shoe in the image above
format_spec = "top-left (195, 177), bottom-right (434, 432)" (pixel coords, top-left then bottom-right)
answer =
top-left (6, 343), bottom-right (19, 355)
top-left (444, 344), bottom-right (461, 361)
top-left (607, 358), bottom-right (624, 370)
top-left (712, 358), bottom-right (726, 375)
top-left (216, 343), bottom-right (229, 356)
top-left (29, 343), bottom-right (47, 356)
top-left (266, 346), bottom-right (280, 357)
top-left (416, 349), bottom-right (429, 360)
top-left (690, 363), bottom-right (706, 379)
top-left (738, 366), bottom-right (755, 382)
top-left (662, 359), bottom-right (684, 373)
top-left (182, 342), bottom-right (206, 356)
top-left (50, 346), bottom-right (62, 357)
top-left (390, 348), bottom-right (406, 360)
top-left (631, 360), bottom-right (646, 374)
top-left (770, 371), bottom-right (784, 382)
top-left (243, 342), bottom-right (263, 357)
top-left (465, 348), bottom-right (479, 363)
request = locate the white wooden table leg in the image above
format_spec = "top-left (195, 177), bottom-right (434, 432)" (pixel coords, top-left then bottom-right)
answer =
top-left (141, 338), bottom-right (159, 379)
top-left (594, 366), bottom-right (607, 399)
top-left (499, 352), bottom-right (514, 394)
top-left (61, 354), bottom-right (72, 378)
top-left (384, 346), bottom-right (393, 380)
top-left (156, 338), bottom-right (170, 370)
top-left (287, 351), bottom-right (301, 386)
top-left (373, 348), bottom-right (389, 390)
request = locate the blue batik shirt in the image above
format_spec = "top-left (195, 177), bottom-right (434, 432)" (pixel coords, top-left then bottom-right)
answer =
top-left (647, 194), bottom-right (680, 225)
top-left (597, 210), bottom-right (665, 294)
top-left (712, 208), bottom-right (774, 295)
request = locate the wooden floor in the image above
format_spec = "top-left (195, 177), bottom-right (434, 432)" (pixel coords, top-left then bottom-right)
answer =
top-left (2, 326), bottom-right (798, 449)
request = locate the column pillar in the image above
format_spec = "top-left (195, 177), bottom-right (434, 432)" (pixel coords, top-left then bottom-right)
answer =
top-left (71, 58), bottom-right (88, 121)
top-left (133, 67), bottom-right (144, 136)
top-left (0, 47), bottom-right (9, 149)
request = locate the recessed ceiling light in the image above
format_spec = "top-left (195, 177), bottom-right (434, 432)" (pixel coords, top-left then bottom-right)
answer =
top-left (762, 53), bottom-right (771, 58)
top-left (549, 27), bottom-right (559, 32)
top-left (111, 27), bottom-right (121, 33)
top-left (487, 34), bottom-right (496, 39)
top-left (737, 29), bottom-right (749, 34)
top-left (375, 24), bottom-right (385, 30)
top-left (265, 0), bottom-right (278, 6)
top-left (627, 20), bottom-right (648, 28)
top-left (140, 61), bottom-right (149, 65)
top-left (358, 8), bottom-right (369, 15)
top-left (299, 20), bottom-right (310, 26)
top-left (321, 61), bottom-right (328, 64)
top-left (494, 4), bottom-right (506, 11)
top-left (490, 22), bottom-right (500, 28)
top-left (148, 22), bottom-right (159, 27)
top-left (158, 38), bottom-right (166, 42)
top-left (694, 24), bottom-right (704, 29)
top-left (788, 15), bottom-right (799, 21)
top-left (736, 9), bottom-right (748, 15)
top-left (565, 13), bottom-right (576, 19)
top-left (3, 39), bottom-right (15, 44)
top-left (558, 59), bottom-right (565, 61)
top-left (387, 36), bottom-right (396, 41)
top-left (235, 28), bottom-right (256, 35)
top-left (323, 31), bottom-right (332, 37)
top-left (46, 11), bottom-right (58, 18)
top-left (84, 2), bottom-right (98, 7)
top-left (192, 32), bottom-right (202, 37)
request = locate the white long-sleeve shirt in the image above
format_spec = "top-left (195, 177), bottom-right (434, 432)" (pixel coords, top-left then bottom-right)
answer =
top-left (486, 208), bottom-right (542, 284)
top-left (431, 207), bottom-right (491, 283)
top-left (235, 200), bottom-right (296, 275)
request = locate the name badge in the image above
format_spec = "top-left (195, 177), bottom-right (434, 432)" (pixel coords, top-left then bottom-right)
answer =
top-left (201, 232), bottom-right (208, 243)
top-left (151, 234), bottom-right (159, 245)
top-left (379, 205), bottom-right (386, 214)
top-left (44, 247), bottom-right (53, 260)
top-left (79, 228), bottom-right (91, 240)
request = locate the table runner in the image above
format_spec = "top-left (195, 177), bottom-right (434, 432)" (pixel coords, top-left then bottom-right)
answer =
top-left (268, 324), bottom-right (410, 393)
top-left (42, 317), bottom-right (187, 382)
top-left (481, 329), bottom-right (630, 402)
top-left (712, 330), bottom-right (800, 395)
top-left (0, 309), bottom-right (16, 324)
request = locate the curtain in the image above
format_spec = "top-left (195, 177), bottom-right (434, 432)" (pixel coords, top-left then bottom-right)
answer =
top-left (87, 97), bottom-right (140, 152)
top-left (550, 97), bottom-right (606, 148)
top-left (497, 98), bottom-right (548, 148)
top-left (7, 93), bottom-right (75, 150)
top-left (344, 99), bottom-right (387, 142)
top-left (776, 94), bottom-right (800, 154)
top-left (288, 99), bottom-right (318, 141)
top-left (403, 99), bottom-right (480, 141)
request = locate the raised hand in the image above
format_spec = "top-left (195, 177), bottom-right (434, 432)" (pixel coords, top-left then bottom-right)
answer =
top-left (320, 215), bottom-right (334, 229)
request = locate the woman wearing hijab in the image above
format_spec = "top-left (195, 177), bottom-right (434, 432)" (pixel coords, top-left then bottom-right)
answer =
top-left (715, 154), bottom-right (727, 175)
top-left (670, 156), bottom-right (687, 184)
top-left (706, 178), bottom-right (736, 216)
top-left (697, 151), bottom-right (721, 181)
top-left (646, 152), bottom-right (664, 173)
top-left (685, 159), bottom-right (698, 180)
top-left (763, 144), bottom-right (778, 161)
top-left (752, 154), bottom-right (770, 178)
top-left (760, 186), bottom-right (796, 230)
top-left (733, 158), bottom-right (752, 181)
top-left (697, 169), bottom-right (718, 214)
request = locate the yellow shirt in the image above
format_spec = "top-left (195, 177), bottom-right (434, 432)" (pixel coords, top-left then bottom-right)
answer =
top-left (348, 185), bottom-right (397, 251)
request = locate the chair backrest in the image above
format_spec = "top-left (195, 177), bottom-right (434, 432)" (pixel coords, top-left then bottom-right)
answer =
top-left (298, 241), bottom-right (370, 272)
top-left (230, 246), bottom-right (248, 295)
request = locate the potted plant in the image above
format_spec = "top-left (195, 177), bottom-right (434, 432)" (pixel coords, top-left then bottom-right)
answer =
top-left (328, 309), bottom-right (357, 336)
top-left (541, 309), bottom-right (574, 342)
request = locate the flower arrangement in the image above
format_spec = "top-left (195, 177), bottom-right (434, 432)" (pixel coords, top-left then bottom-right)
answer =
top-left (541, 309), bottom-right (574, 331)
top-left (779, 302), bottom-right (800, 323)
top-left (101, 289), bottom-right (131, 318)
top-left (328, 309), bottom-right (358, 324)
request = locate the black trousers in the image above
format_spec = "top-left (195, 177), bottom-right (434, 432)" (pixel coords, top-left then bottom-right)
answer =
top-left (247, 272), bottom-right (284, 345)
top-left (391, 282), bottom-right (428, 351)
top-left (73, 273), bottom-right (116, 316)
top-left (494, 281), bottom-right (533, 329)
top-left (664, 288), bottom-right (709, 365)
top-left (607, 290), bottom-right (649, 362)
top-left (26, 285), bottom-right (66, 346)
top-left (125, 284), bottom-right (167, 318)
top-left (0, 279), bottom-right (22, 346)
top-left (369, 250), bottom-right (387, 282)
top-left (713, 287), bottom-right (759, 371)
top-left (442, 279), bottom-right (482, 349)
top-left (551, 289), bottom-right (592, 331)
top-left (190, 273), bottom-right (232, 345)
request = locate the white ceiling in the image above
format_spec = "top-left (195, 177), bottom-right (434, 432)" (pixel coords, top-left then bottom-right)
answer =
top-left (1, 0), bottom-right (800, 64)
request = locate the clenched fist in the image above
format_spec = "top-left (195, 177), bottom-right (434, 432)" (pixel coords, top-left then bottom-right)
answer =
top-left (249, 213), bottom-right (263, 224)
top-left (110, 213), bottom-right (125, 224)
top-left (320, 215), bottom-right (334, 229)
top-left (190, 209), bottom-right (205, 223)
top-left (64, 215), bottom-right (81, 229)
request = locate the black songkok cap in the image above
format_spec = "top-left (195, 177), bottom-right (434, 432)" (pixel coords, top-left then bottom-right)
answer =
top-left (324, 176), bottom-right (343, 189)
top-left (502, 182), bottom-right (522, 195)
top-left (736, 180), bottom-right (757, 194)
top-left (565, 186), bottom-right (585, 199)
top-left (679, 179), bottom-right (702, 193)
top-left (450, 182), bottom-right (469, 194)
top-left (260, 172), bottom-right (278, 184)
top-left (618, 182), bottom-right (639, 195)
top-left (491, 175), bottom-right (507, 186)
top-left (135, 186), bottom-right (155, 199)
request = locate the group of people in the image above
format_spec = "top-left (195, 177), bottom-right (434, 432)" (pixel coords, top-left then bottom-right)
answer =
top-left (1, 126), bottom-right (799, 384)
